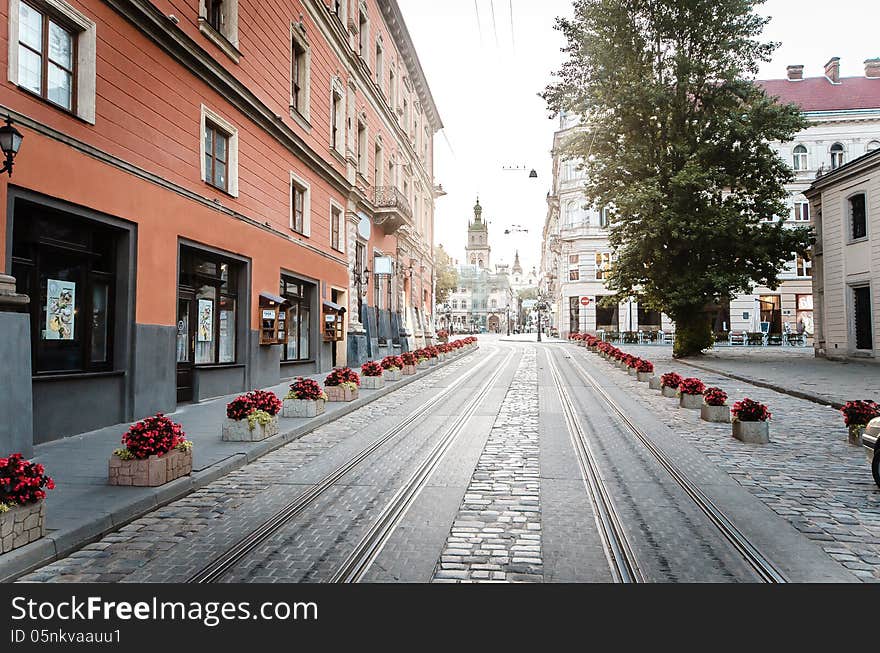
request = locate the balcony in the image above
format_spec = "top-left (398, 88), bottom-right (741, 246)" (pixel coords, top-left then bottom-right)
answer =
top-left (373, 186), bottom-right (413, 234)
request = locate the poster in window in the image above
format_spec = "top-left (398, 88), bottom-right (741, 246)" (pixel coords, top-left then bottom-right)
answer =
top-left (198, 299), bottom-right (214, 343)
top-left (45, 279), bottom-right (76, 340)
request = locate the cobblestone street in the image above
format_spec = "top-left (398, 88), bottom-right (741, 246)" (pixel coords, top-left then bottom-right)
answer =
top-left (13, 337), bottom-right (878, 584)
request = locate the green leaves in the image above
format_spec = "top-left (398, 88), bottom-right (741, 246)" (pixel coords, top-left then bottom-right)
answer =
top-left (545, 0), bottom-right (812, 354)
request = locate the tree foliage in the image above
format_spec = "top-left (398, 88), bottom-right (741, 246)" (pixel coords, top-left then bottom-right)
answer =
top-left (544, 0), bottom-right (813, 356)
top-left (434, 245), bottom-right (459, 306)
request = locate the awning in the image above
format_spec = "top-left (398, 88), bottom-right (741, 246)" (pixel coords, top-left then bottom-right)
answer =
top-left (260, 292), bottom-right (288, 306)
top-left (323, 300), bottom-right (346, 314)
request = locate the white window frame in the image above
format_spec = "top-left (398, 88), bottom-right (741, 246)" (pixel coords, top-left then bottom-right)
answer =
top-left (374, 139), bottom-right (384, 186)
top-left (290, 171), bottom-right (311, 237)
top-left (200, 105), bottom-right (239, 197)
top-left (796, 253), bottom-right (812, 278)
top-left (568, 254), bottom-right (580, 281)
top-left (599, 207), bottom-right (611, 228)
top-left (7, 0), bottom-right (96, 123)
top-left (830, 143), bottom-right (845, 170)
top-left (357, 4), bottom-right (369, 59)
top-left (375, 37), bottom-right (384, 90)
top-left (198, 0), bottom-right (240, 62)
top-left (793, 200), bottom-right (810, 222)
top-left (330, 78), bottom-right (345, 156)
top-left (356, 118), bottom-right (368, 177)
top-left (290, 23), bottom-right (311, 126)
top-left (847, 191), bottom-right (869, 243)
top-left (329, 199), bottom-right (345, 253)
top-left (792, 145), bottom-right (808, 171)
top-left (596, 252), bottom-right (612, 280)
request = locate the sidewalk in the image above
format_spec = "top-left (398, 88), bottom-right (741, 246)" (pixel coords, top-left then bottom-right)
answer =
top-left (0, 352), bottom-right (471, 582)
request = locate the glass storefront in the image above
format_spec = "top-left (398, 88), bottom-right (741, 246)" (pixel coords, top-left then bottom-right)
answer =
top-left (280, 276), bottom-right (313, 362)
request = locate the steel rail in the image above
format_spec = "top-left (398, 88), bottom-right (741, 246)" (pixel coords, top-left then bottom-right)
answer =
top-left (186, 346), bottom-right (500, 584)
top-left (546, 350), bottom-right (644, 583)
top-left (329, 349), bottom-right (517, 583)
top-left (564, 350), bottom-right (788, 584)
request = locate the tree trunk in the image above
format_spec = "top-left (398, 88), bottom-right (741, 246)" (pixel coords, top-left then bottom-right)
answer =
top-left (672, 309), bottom-right (713, 358)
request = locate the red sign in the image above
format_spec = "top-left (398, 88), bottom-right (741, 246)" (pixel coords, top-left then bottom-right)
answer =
top-left (580, 297), bottom-right (592, 307)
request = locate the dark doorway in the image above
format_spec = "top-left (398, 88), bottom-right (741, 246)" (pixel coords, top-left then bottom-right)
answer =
top-left (759, 295), bottom-right (782, 335)
top-left (176, 292), bottom-right (194, 402)
top-left (596, 302), bottom-right (619, 332)
top-left (854, 286), bottom-right (873, 351)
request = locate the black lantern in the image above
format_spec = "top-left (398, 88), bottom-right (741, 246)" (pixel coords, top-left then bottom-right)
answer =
top-left (0, 117), bottom-right (23, 176)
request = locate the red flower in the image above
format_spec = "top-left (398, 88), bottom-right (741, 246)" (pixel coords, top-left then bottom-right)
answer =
top-left (121, 414), bottom-right (186, 459)
top-left (401, 352), bottom-right (418, 366)
top-left (841, 400), bottom-right (880, 427)
top-left (678, 378), bottom-right (706, 395)
top-left (661, 372), bottom-right (683, 389)
top-left (289, 378), bottom-right (325, 401)
top-left (703, 387), bottom-right (728, 407)
top-left (635, 359), bottom-right (654, 373)
top-left (0, 453), bottom-right (55, 507)
top-left (325, 367), bottom-right (361, 387)
top-left (361, 361), bottom-right (384, 377)
top-left (732, 398), bottom-right (771, 422)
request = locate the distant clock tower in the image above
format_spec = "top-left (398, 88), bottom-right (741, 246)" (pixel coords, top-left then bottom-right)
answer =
top-left (465, 198), bottom-right (491, 270)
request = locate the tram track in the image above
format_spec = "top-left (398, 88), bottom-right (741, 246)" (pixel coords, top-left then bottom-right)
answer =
top-left (557, 347), bottom-right (787, 584)
top-left (186, 346), bottom-right (511, 584)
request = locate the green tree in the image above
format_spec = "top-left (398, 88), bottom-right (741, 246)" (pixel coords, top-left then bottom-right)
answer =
top-left (544, 0), bottom-right (812, 357)
top-left (434, 245), bottom-right (459, 306)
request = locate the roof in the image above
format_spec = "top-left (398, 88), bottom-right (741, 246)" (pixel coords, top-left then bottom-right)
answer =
top-left (805, 148), bottom-right (880, 198)
top-left (757, 76), bottom-right (880, 112)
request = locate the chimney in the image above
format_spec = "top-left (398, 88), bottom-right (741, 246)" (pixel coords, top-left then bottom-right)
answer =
top-left (824, 57), bottom-right (840, 83)
top-left (786, 65), bottom-right (804, 81)
top-left (866, 58), bottom-right (880, 78)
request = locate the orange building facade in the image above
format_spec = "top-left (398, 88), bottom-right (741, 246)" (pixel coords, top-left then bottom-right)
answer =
top-left (0, 0), bottom-right (441, 446)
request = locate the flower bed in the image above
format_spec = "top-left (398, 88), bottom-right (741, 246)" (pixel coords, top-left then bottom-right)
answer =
top-left (283, 378), bottom-right (327, 419)
top-left (401, 352), bottom-right (418, 375)
top-left (678, 378), bottom-right (706, 409)
top-left (842, 400), bottom-right (880, 446)
top-left (732, 398), bottom-right (771, 444)
top-left (635, 359), bottom-right (655, 382)
top-left (382, 355), bottom-right (404, 382)
top-left (660, 372), bottom-right (683, 398)
top-left (325, 368), bottom-right (361, 402)
top-left (223, 391), bottom-right (282, 442)
top-left (361, 361), bottom-right (385, 390)
top-left (701, 387), bottom-right (730, 423)
top-left (1, 454), bottom-right (54, 554)
top-left (110, 415), bottom-right (193, 487)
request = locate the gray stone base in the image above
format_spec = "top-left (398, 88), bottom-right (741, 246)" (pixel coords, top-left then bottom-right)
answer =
top-left (628, 367), bottom-right (637, 376)
top-left (661, 386), bottom-right (678, 398)
top-left (733, 420), bottom-right (770, 444)
top-left (282, 399), bottom-right (326, 419)
top-left (222, 416), bottom-right (279, 442)
top-left (680, 393), bottom-right (703, 410)
top-left (848, 425), bottom-right (866, 447)
top-left (0, 501), bottom-right (45, 554)
top-left (701, 404), bottom-right (731, 423)
top-left (108, 449), bottom-right (193, 487)
top-left (648, 376), bottom-right (662, 390)
top-left (417, 361), bottom-right (430, 371)
top-left (403, 365), bottom-right (417, 376)
top-left (361, 376), bottom-right (385, 390)
top-left (385, 369), bottom-right (402, 382)
top-left (326, 385), bottom-right (358, 402)
top-left (637, 372), bottom-right (653, 382)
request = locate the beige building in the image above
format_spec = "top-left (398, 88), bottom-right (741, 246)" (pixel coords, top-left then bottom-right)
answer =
top-left (806, 148), bottom-right (880, 361)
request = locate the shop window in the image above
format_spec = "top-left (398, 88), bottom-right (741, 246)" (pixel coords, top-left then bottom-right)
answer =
top-left (178, 247), bottom-right (239, 366)
top-left (8, 0), bottom-right (97, 122)
top-left (280, 277), bottom-right (313, 362)
top-left (638, 306), bottom-right (662, 330)
top-left (12, 202), bottom-right (119, 374)
top-left (596, 302), bottom-right (619, 332)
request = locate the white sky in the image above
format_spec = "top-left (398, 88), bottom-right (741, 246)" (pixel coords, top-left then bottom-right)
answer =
top-left (397, 0), bottom-right (879, 276)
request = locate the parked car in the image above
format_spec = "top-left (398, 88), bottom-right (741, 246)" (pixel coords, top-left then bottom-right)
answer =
top-left (864, 417), bottom-right (880, 488)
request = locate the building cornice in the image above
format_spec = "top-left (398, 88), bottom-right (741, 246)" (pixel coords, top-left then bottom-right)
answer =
top-left (804, 148), bottom-right (880, 198)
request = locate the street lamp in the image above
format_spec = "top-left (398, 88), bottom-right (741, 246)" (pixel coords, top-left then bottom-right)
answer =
top-left (535, 294), bottom-right (551, 343)
top-left (0, 117), bottom-right (24, 176)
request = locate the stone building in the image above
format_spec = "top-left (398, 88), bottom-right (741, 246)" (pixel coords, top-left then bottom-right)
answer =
top-left (806, 147), bottom-right (879, 362)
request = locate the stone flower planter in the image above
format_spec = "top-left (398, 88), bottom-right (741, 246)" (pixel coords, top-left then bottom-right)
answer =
top-left (628, 367), bottom-right (638, 376)
top-left (648, 376), bottom-right (662, 390)
top-left (679, 393), bottom-right (703, 410)
top-left (0, 500), bottom-right (46, 554)
top-left (109, 448), bottom-right (193, 487)
top-left (732, 420), bottom-right (770, 444)
top-left (326, 385), bottom-right (359, 403)
top-left (661, 386), bottom-right (678, 398)
top-left (848, 424), bottom-right (867, 447)
top-left (222, 415), bottom-right (280, 442)
top-left (637, 372), bottom-right (653, 383)
top-left (385, 369), bottom-right (402, 382)
top-left (361, 375), bottom-right (385, 390)
top-left (428, 358), bottom-right (438, 366)
top-left (417, 361), bottom-right (430, 370)
top-left (701, 404), bottom-right (731, 423)
top-left (402, 365), bottom-right (417, 376)
top-left (283, 398), bottom-right (326, 419)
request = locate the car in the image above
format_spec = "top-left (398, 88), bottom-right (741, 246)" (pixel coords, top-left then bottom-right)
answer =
top-left (863, 416), bottom-right (880, 488)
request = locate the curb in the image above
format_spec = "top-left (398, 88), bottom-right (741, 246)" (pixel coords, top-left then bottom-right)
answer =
top-left (0, 348), bottom-right (479, 583)
top-left (676, 359), bottom-right (845, 410)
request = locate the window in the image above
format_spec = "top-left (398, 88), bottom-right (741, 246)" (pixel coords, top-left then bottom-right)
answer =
top-left (204, 122), bottom-right (229, 192)
top-left (451, 300), bottom-right (458, 310)
top-left (792, 145), bottom-right (808, 171)
top-left (796, 252), bottom-right (812, 277)
top-left (178, 247), bottom-right (239, 366)
top-left (290, 28), bottom-right (310, 121)
top-left (200, 106), bottom-right (239, 196)
top-left (868, 141), bottom-right (880, 152)
top-left (794, 201), bottom-right (810, 222)
top-left (831, 143), bottom-right (845, 170)
top-left (853, 286), bottom-right (873, 351)
top-left (461, 300), bottom-right (467, 310)
top-left (358, 9), bottom-right (369, 57)
top-left (330, 203), bottom-right (343, 252)
top-left (599, 207), bottom-right (610, 228)
top-left (9, 0), bottom-right (96, 122)
top-left (198, 0), bottom-right (239, 60)
top-left (330, 83), bottom-right (344, 154)
top-left (389, 67), bottom-right (397, 109)
top-left (596, 252), bottom-right (612, 280)
top-left (376, 41), bottom-right (384, 89)
top-left (280, 277), bottom-right (313, 362)
top-left (565, 201), bottom-right (578, 226)
top-left (12, 201), bottom-right (120, 374)
top-left (850, 193), bottom-right (867, 241)
top-left (569, 254), bottom-right (580, 281)
top-left (374, 142), bottom-right (383, 186)
top-left (357, 120), bottom-right (367, 176)
top-left (290, 174), bottom-right (310, 236)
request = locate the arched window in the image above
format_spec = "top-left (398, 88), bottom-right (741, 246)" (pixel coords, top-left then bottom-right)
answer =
top-left (868, 140), bottom-right (880, 152)
top-left (792, 145), bottom-right (808, 171)
top-left (830, 143), bottom-right (845, 169)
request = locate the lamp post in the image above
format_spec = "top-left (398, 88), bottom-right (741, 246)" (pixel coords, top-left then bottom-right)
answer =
top-left (505, 304), bottom-right (511, 336)
top-left (535, 294), bottom-right (550, 343)
top-left (0, 117), bottom-right (24, 176)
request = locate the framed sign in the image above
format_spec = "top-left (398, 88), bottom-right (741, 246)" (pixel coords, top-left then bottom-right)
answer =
top-left (198, 299), bottom-right (214, 343)
top-left (45, 279), bottom-right (76, 340)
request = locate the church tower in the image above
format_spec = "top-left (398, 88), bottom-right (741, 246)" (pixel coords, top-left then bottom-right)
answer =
top-left (465, 198), bottom-right (491, 269)
top-left (512, 250), bottom-right (523, 275)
